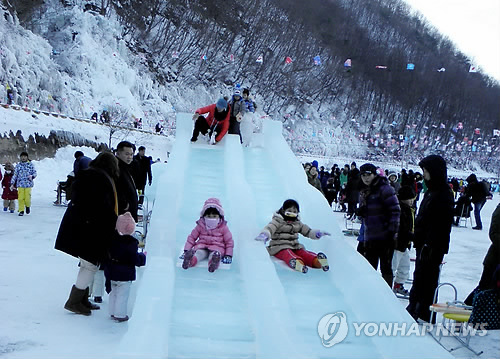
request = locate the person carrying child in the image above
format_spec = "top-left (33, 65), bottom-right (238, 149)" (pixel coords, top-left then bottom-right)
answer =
top-left (255, 199), bottom-right (330, 273)
top-left (104, 212), bottom-right (146, 322)
top-left (392, 185), bottom-right (416, 296)
top-left (2, 162), bottom-right (18, 213)
top-left (182, 198), bottom-right (234, 272)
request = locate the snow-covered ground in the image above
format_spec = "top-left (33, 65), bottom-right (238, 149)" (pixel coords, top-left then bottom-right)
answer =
top-left (1, 113), bottom-right (499, 359)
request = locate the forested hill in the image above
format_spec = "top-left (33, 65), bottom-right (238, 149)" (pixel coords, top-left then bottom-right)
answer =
top-left (3, 0), bottom-right (499, 171)
top-left (113, 0), bottom-right (498, 131)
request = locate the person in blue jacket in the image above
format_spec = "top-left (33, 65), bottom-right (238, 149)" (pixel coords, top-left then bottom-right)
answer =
top-left (10, 151), bottom-right (37, 216)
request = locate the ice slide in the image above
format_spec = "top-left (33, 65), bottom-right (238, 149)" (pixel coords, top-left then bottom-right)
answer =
top-left (117, 114), bottom-right (453, 359)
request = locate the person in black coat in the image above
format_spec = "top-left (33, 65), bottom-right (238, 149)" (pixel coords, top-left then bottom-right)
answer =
top-left (55, 152), bottom-right (119, 315)
top-left (345, 162), bottom-right (360, 218)
top-left (465, 173), bottom-right (488, 230)
top-left (406, 155), bottom-right (454, 323)
top-left (115, 141), bottom-right (139, 222)
top-left (132, 146), bottom-right (152, 205)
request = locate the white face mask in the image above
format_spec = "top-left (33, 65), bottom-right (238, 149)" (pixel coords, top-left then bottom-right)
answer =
top-left (205, 217), bottom-right (220, 230)
top-left (5, 170), bottom-right (12, 174)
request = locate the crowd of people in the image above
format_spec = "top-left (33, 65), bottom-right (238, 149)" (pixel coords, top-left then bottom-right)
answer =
top-left (302, 156), bottom-right (499, 327)
top-left (190, 84), bottom-right (257, 146)
top-left (2, 144), bottom-right (498, 328)
top-left (0, 143), bottom-right (154, 322)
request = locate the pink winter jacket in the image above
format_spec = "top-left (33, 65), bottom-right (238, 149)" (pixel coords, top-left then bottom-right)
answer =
top-left (184, 218), bottom-right (234, 257)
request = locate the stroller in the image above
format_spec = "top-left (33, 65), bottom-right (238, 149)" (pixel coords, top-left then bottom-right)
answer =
top-left (453, 195), bottom-right (472, 227)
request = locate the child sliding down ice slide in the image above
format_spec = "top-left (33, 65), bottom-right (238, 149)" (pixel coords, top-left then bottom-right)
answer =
top-left (181, 198), bottom-right (234, 273)
top-left (255, 199), bottom-right (330, 273)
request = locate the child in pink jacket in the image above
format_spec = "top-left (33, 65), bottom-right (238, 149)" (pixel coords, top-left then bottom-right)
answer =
top-left (182, 198), bottom-right (234, 272)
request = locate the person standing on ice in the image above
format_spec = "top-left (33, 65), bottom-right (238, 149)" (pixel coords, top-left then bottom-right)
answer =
top-left (55, 152), bottom-right (120, 316)
top-left (392, 185), bottom-right (416, 297)
top-left (255, 199), bottom-right (330, 273)
top-left (191, 98), bottom-right (231, 144)
top-left (240, 88), bottom-right (255, 146)
top-left (356, 163), bottom-right (400, 287)
top-left (182, 198), bottom-right (234, 272)
top-left (10, 151), bottom-right (37, 216)
top-left (115, 141), bottom-right (139, 222)
top-left (227, 84), bottom-right (247, 143)
top-left (406, 155), bottom-right (454, 323)
top-left (2, 162), bottom-right (18, 213)
top-left (105, 212), bottom-right (146, 322)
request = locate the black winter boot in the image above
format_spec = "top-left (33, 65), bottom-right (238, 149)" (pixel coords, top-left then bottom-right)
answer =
top-left (82, 287), bottom-right (100, 310)
top-left (64, 285), bottom-right (91, 315)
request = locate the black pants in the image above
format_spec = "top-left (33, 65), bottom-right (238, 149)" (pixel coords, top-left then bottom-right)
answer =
top-left (228, 117), bottom-right (242, 143)
top-left (191, 116), bottom-right (220, 141)
top-left (407, 246), bottom-right (444, 323)
top-left (362, 240), bottom-right (394, 287)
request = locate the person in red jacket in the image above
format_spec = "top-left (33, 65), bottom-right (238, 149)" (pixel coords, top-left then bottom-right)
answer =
top-left (2, 162), bottom-right (18, 213)
top-left (190, 98), bottom-right (231, 144)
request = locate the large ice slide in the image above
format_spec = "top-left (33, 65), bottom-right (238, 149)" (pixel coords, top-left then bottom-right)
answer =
top-left (117, 114), bottom-right (452, 359)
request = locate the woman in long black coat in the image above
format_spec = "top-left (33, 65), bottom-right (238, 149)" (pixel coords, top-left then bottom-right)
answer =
top-left (406, 155), bottom-right (454, 323)
top-left (55, 152), bottom-right (119, 315)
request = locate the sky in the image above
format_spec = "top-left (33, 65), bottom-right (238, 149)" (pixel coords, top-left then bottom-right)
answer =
top-left (404, 0), bottom-right (500, 81)
top-left (1, 110), bottom-right (499, 358)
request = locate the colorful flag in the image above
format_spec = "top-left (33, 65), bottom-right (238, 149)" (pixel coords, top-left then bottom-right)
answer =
top-left (285, 56), bottom-right (293, 64)
top-left (344, 59), bottom-right (352, 67)
top-left (440, 123), bottom-right (445, 129)
top-left (474, 128), bottom-right (480, 135)
top-left (406, 63), bottom-right (415, 70)
top-left (201, 54), bottom-right (207, 61)
top-left (375, 65), bottom-right (388, 69)
top-left (172, 51), bottom-right (179, 58)
top-left (457, 122), bottom-right (463, 130)
top-left (314, 55), bottom-right (321, 65)
top-left (229, 54), bottom-right (234, 62)
top-left (493, 129), bottom-right (500, 136)
top-left (256, 55), bottom-right (263, 63)
top-left (437, 67), bottom-right (446, 72)
top-left (469, 65), bottom-right (478, 73)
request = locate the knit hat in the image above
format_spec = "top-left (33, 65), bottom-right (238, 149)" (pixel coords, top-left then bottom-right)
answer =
top-left (281, 199), bottom-right (300, 212)
top-left (20, 151), bottom-right (29, 158)
top-left (216, 98), bottom-right (227, 111)
top-left (200, 198), bottom-right (225, 217)
top-left (359, 163), bottom-right (377, 175)
top-left (233, 84), bottom-right (242, 96)
top-left (116, 212), bottom-right (136, 235)
top-left (398, 185), bottom-right (416, 200)
top-left (312, 160), bottom-right (319, 169)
